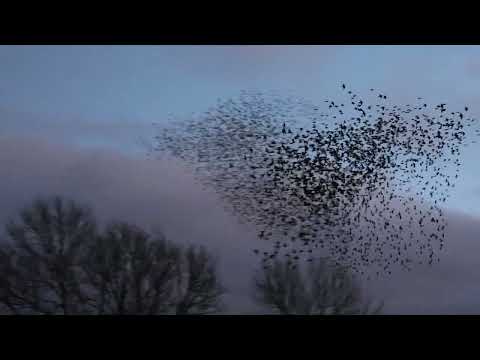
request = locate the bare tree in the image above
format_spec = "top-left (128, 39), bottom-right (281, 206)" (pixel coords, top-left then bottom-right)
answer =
top-left (83, 222), bottom-right (182, 314)
top-left (84, 224), bottom-right (225, 314)
top-left (174, 245), bottom-right (225, 315)
top-left (0, 197), bottom-right (96, 314)
top-left (0, 197), bottom-right (226, 315)
top-left (253, 258), bottom-right (383, 315)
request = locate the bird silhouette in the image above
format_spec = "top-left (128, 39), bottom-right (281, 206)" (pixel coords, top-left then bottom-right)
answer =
top-left (154, 86), bottom-right (478, 276)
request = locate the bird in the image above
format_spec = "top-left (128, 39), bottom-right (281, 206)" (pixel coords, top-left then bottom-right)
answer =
top-left (154, 85), bottom-right (478, 276)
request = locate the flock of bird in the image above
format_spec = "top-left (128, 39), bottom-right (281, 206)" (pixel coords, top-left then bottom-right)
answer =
top-left (153, 86), bottom-right (479, 276)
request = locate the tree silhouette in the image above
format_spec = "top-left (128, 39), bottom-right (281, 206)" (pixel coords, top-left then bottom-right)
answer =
top-left (82, 222), bottom-right (182, 314)
top-left (253, 258), bottom-right (383, 315)
top-left (0, 196), bottom-right (96, 314)
top-left (0, 197), bottom-right (225, 315)
top-left (174, 245), bottom-right (225, 314)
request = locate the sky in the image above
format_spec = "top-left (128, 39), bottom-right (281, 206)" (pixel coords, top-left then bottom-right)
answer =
top-left (2, 45), bottom-right (480, 313)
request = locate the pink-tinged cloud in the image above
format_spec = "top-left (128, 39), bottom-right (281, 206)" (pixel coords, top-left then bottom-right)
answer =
top-left (2, 135), bottom-right (480, 313)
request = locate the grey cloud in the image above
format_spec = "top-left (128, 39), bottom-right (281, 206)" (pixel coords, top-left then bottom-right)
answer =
top-left (0, 106), bottom-right (153, 154)
top-left (2, 135), bottom-right (480, 313)
top-left (364, 210), bottom-right (480, 314)
top-left (0, 135), bottom-right (262, 313)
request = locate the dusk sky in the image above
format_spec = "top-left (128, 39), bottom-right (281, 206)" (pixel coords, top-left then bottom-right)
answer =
top-left (2, 45), bottom-right (480, 314)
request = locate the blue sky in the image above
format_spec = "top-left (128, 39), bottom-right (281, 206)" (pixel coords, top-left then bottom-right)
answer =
top-left (1, 45), bottom-right (480, 215)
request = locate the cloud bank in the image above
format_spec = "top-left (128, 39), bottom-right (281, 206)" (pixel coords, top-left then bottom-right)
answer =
top-left (1, 135), bottom-right (480, 314)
